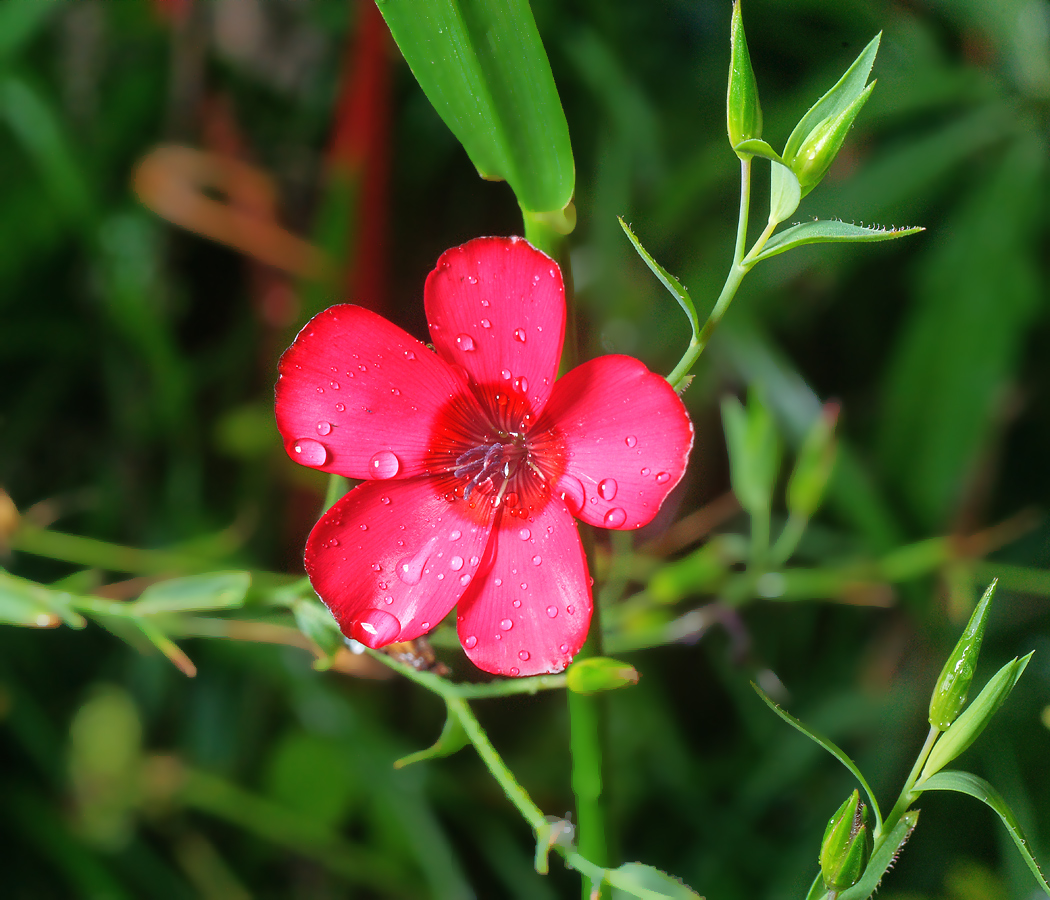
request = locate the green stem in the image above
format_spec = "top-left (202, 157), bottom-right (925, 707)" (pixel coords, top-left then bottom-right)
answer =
top-left (880, 725), bottom-right (940, 840)
top-left (769, 512), bottom-right (808, 567)
top-left (323, 474), bottom-right (351, 512)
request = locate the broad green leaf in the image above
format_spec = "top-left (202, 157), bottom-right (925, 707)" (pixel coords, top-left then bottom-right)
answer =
top-left (732, 138), bottom-right (783, 164)
top-left (768, 162), bottom-right (801, 224)
top-left (376, 0), bottom-right (573, 215)
top-left (131, 572), bottom-right (251, 616)
top-left (753, 683), bottom-right (883, 833)
top-left (619, 218), bottom-right (698, 341)
top-left (835, 810), bottom-right (919, 900)
top-left (0, 570), bottom-right (85, 628)
top-left (915, 770), bottom-right (1050, 896)
top-left (783, 34), bottom-right (880, 163)
top-left (922, 652), bottom-right (1033, 778)
top-left (751, 220), bottom-right (924, 262)
top-left (606, 862), bottom-right (702, 899)
top-left (395, 701), bottom-right (470, 769)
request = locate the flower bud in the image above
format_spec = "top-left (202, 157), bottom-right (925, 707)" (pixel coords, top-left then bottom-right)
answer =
top-left (790, 83), bottom-right (873, 195)
top-left (727, 1), bottom-right (762, 153)
top-left (928, 579), bottom-right (995, 731)
top-left (786, 402), bottom-right (839, 521)
top-left (819, 790), bottom-right (872, 892)
top-left (566, 657), bottom-right (640, 695)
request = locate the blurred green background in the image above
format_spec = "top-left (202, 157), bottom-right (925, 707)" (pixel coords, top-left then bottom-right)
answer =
top-left (2, 0), bottom-right (1049, 897)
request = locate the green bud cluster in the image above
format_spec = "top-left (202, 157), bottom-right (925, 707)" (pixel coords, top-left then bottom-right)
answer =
top-left (819, 790), bottom-right (872, 892)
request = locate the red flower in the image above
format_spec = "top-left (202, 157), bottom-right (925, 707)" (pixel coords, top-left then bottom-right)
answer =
top-left (275, 237), bottom-right (693, 676)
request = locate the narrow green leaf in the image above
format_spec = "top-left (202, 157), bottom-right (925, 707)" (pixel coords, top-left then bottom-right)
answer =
top-left (0, 0), bottom-right (60, 63)
top-left (721, 393), bottom-right (782, 522)
top-left (618, 218), bottom-right (699, 341)
top-left (915, 770), bottom-right (1050, 896)
top-left (732, 138), bottom-right (783, 164)
top-left (804, 872), bottom-right (826, 900)
top-left (292, 597), bottom-right (344, 667)
top-left (394, 701), bottom-right (470, 769)
top-left (753, 683), bottom-right (883, 833)
top-left (783, 34), bottom-right (881, 163)
top-left (131, 572), bottom-right (251, 616)
top-left (922, 652), bottom-right (1033, 778)
top-left (376, 0), bottom-right (573, 214)
top-left (0, 570), bottom-right (85, 628)
top-left (835, 810), bottom-right (920, 900)
top-left (606, 862), bottom-right (702, 899)
top-left (751, 220), bottom-right (924, 263)
top-left (769, 162), bottom-right (801, 224)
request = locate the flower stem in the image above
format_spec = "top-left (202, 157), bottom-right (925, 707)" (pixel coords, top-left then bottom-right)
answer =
top-left (880, 725), bottom-right (940, 839)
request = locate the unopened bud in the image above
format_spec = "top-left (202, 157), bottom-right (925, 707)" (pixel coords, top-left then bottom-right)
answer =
top-left (566, 657), bottom-right (639, 695)
top-left (819, 789), bottom-right (872, 892)
top-left (727, 1), bottom-right (762, 152)
top-left (790, 84), bottom-right (873, 195)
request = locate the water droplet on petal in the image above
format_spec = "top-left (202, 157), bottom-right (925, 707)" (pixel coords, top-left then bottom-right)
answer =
top-left (380, 495), bottom-right (391, 505)
top-left (481, 298), bottom-right (490, 307)
top-left (369, 450), bottom-right (400, 479)
top-left (512, 599), bottom-right (521, 608)
top-left (459, 573), bottom-right (471, 585)
top-left (519, 527), bottom-right (531, 540)
top-left (598, 478), bottom-right (618, 500)
top-left (518, 650), bottom-right (530, 661)
top-left (500, 368), bottom-right (512, 381)
top-left (559, 643), bottom-right (569, 653)
top-left (494, 578), bottom-right (502, 586)
top-left (566, 605), bottom-right (575, 615)
top-left (640, 467), bottom-right (651, 476)
top-left (450, 556), bottom-right (464, 571)
top-left (546, 605), bottom-right (558, 618)
top-left (335, 402), bottom-right (346, 412)
top-left (456, 333), bottom-right (475, 352)
top-left (315, 421), bottom-right (332, 436)
top-left (480, 318), bottom-right (491, 329)
top-left (504, 492), bottom-right (518, 508)
top-left (449, 529), bottom-right (461, 541)
top-left (513, 376), bottom-right (528, 394)
top-left (625, 435), bottom-right (638, 448)
top-left (513, 328), bottom-right (526, 343)
top-left (520, 583), bottom-right (528, 591)
top-left (469, 556), bottom-right (479, 567)
top-left (293, 439), bottom-right (327, 466)
top-left (555, 474), bottom-right (585, 515)
top-left (350, 609), bottom-right (401, 648)
top-left (371, 563), bottom-right (381, 572)
top-left (500, 619), bottom-right (514, 631)
top-left (604, 507), bottom-right (627, 527)
top-left (330, 381), bottom-right (340, 390)
top-left (656, 472), bottom-right (671, 484)
top-left (404, 350), bottom-right (416, 360)
top-left (509, 667), bottom-right (520, 676)
top-left (421, 622), bottom-right (430, 630)
top-left (464, 635), bottom-right (478, 649)
top-left (532, 555), bottom-right (542, 566)
top-left (397, 536), bottom-right (438, 585)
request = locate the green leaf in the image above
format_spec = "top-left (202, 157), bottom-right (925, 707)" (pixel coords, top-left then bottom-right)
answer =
top-left (618, 218), bottom-right (699, 341)
top-left (921, 652), bottom-right (1033, 778)
top-left (732, 138), bottom-right (783, 164)
top-left (751, 220), bottom-right (924, 262)
top-left (130, 572), bottom-right (251, 616)
top-left (394, 701), bottom-right (470, 769)
top-left (726, 0), bottom-right (761, 151)
top-left (915, 770), bottom-right (1050, 896)
top-left (753, 682), bottom-right (883, 833)
top-left (376, 0), bottom-right (574, 215)
top-left (783, 34), bottom-right (881, 163)
top-left (291, 597), bottom-right (345, 668)
top-left (835, 810), bottom-right (919, 900)
top-left (606, 862), bottom-right (703, 899)
top-left (0, 569), bottom-right (85, 628)
top-left (721, 393), bottom-right (782, 523)
top-left (768, 162), bottom-right (801, 224)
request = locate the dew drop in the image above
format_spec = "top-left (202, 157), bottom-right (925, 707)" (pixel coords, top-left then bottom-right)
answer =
top-left (480, 298), bottom-right (490, 307)
top-left (625, 435), bottom-right (638, 448)
top-left (518, 650), bottom-right (530, 661)
top-left (397, 536), bottom-right (439, 585)
top-left (464, 635), bottom-right (478, 650)
top-left (499, 618), bottom-right (514, 631)
top-left (315, 421), bottom-right (332, 436)
top-left (456, 333), bottom-right (475, 352)
top-left (513, 375), bottom-right (528, 394)
top-left (504, 491), bottom-right (519, 508)
top-left (494, 578), bottom-right (503, 586)
top-left (655, 472), bottom-right (671, 484)
top-left (335, 402), bottom-right (346, 412)
top-left (359, 524), bottom-right (367, 531)
top-left (350, 609), bottom-right (401, 648)
top-left (449, 529), bottom-right (461, 541)
top-left (567, 605), bottom-right (575, 615)
top-left (559, 643), bottom-right (569, 653)
top-left (330, 381), bottom-right (340, 390)
top-left (369, 450), bottom-right (401, 479)
top-left (459, 573), bottom-right (471, 585)
top-left (450, 556), bottom-right (464, 571)
top-left (467, 275), bottom-right (478, 285)
top-left (509, 667), bottom-right (520, 676)
top-left (371, 563), bottom-right (381, 572)
top-left (520, 582), bottom-right (528, 590)
top-left (380, 495), bottom-right (391, 505)
top-left (545, 605), bottom-right (558, 618)
top-left (512, 599), bottom-right (521, 608)
top-left (518, 527), bottom-right (531, 541)
top-left (469, 556), bottom-right (479, 567)
top-left (604, 507), bottom-right (627, 527)
top-left (293, 438), bottom-right (327, 466)
top-left (404, 350), bottom-right (416, 361)
top-left (358, 364), bottom-right (367, 372)
top-left (640, 467), bottom-right (651, 476)
top-left (555, 474), bottom-right (585, 515)
top-left (500, 368), bottom-right (512, 381)
top-left (532, 555), bottom-right (542, 566)
top-left (598, 478), bottom-right (618, 501)
top-left (513, 328), bottom-right (526, 343)
top-left (421, 621), bottom-right (430, 630)
top-left (316, 386), bottom-right (324, 394)
top-left (480, 318), bottom-right (491, 329)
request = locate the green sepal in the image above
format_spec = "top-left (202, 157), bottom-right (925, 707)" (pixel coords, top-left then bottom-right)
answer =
top-left (792, 82), bottom-right (875, 196)
top-left (291, 596), bottom-right (345, 668)
top-left (749, 220), bottom-right (924, 263)
top-left (835, 810), bottom-right (920, 900)
top-left (566, 657), bottom-right (640, 695)
top-left (921, 651), bottom-right (1033, 779)
top-left (394, 700), bottom-right (470, 769)
top-left (819, 790), bottom-right (872, 892)
top-left (732, 138), bottom-right (783, 164)
top-left (606, 862), bottom-right (702, 899)
top-left (914, 770), bottom-right (1050, 896)
top-left (769, 161), bottom-right (801, 224)
top-left (753, 683), bottom-right (883, 833)
top-left (928, 579), bottom-right (996, 730)
top-left (0, 569), bottom-right (85, 628)
top-left (619, 217), bottom-right (699, 342)
top-left (727, 0), bottom-right (762, 152)
top-left (721, 392), bottom-right (781, 523)
top-left (376, 0), bottom-right (574, 215)
top-left (787, 402), bottom-right (839, 520)
top-left (130, 571), bottom-right (251, 616)
top-left (782, 33), bottom-right (880, 168)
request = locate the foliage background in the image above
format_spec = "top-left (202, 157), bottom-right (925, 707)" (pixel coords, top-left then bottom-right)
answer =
top-left (2, 0), bottom-right (1049, 897)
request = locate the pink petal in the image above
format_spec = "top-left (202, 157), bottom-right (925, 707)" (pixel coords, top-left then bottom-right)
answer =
top-left (276, 304), bottom-right (469, 479)
top-left (306, 476), bottom-right (495, 646)
top-left (456, 500), bottom-right (591, 676)
top-left (425, 237), bottom-right (565, 428)
top-left (540, 355), bottom-right (693, 530)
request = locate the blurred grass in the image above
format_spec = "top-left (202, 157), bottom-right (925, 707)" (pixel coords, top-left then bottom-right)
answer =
top-left (2, 0), bottom-right (1050, 897)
